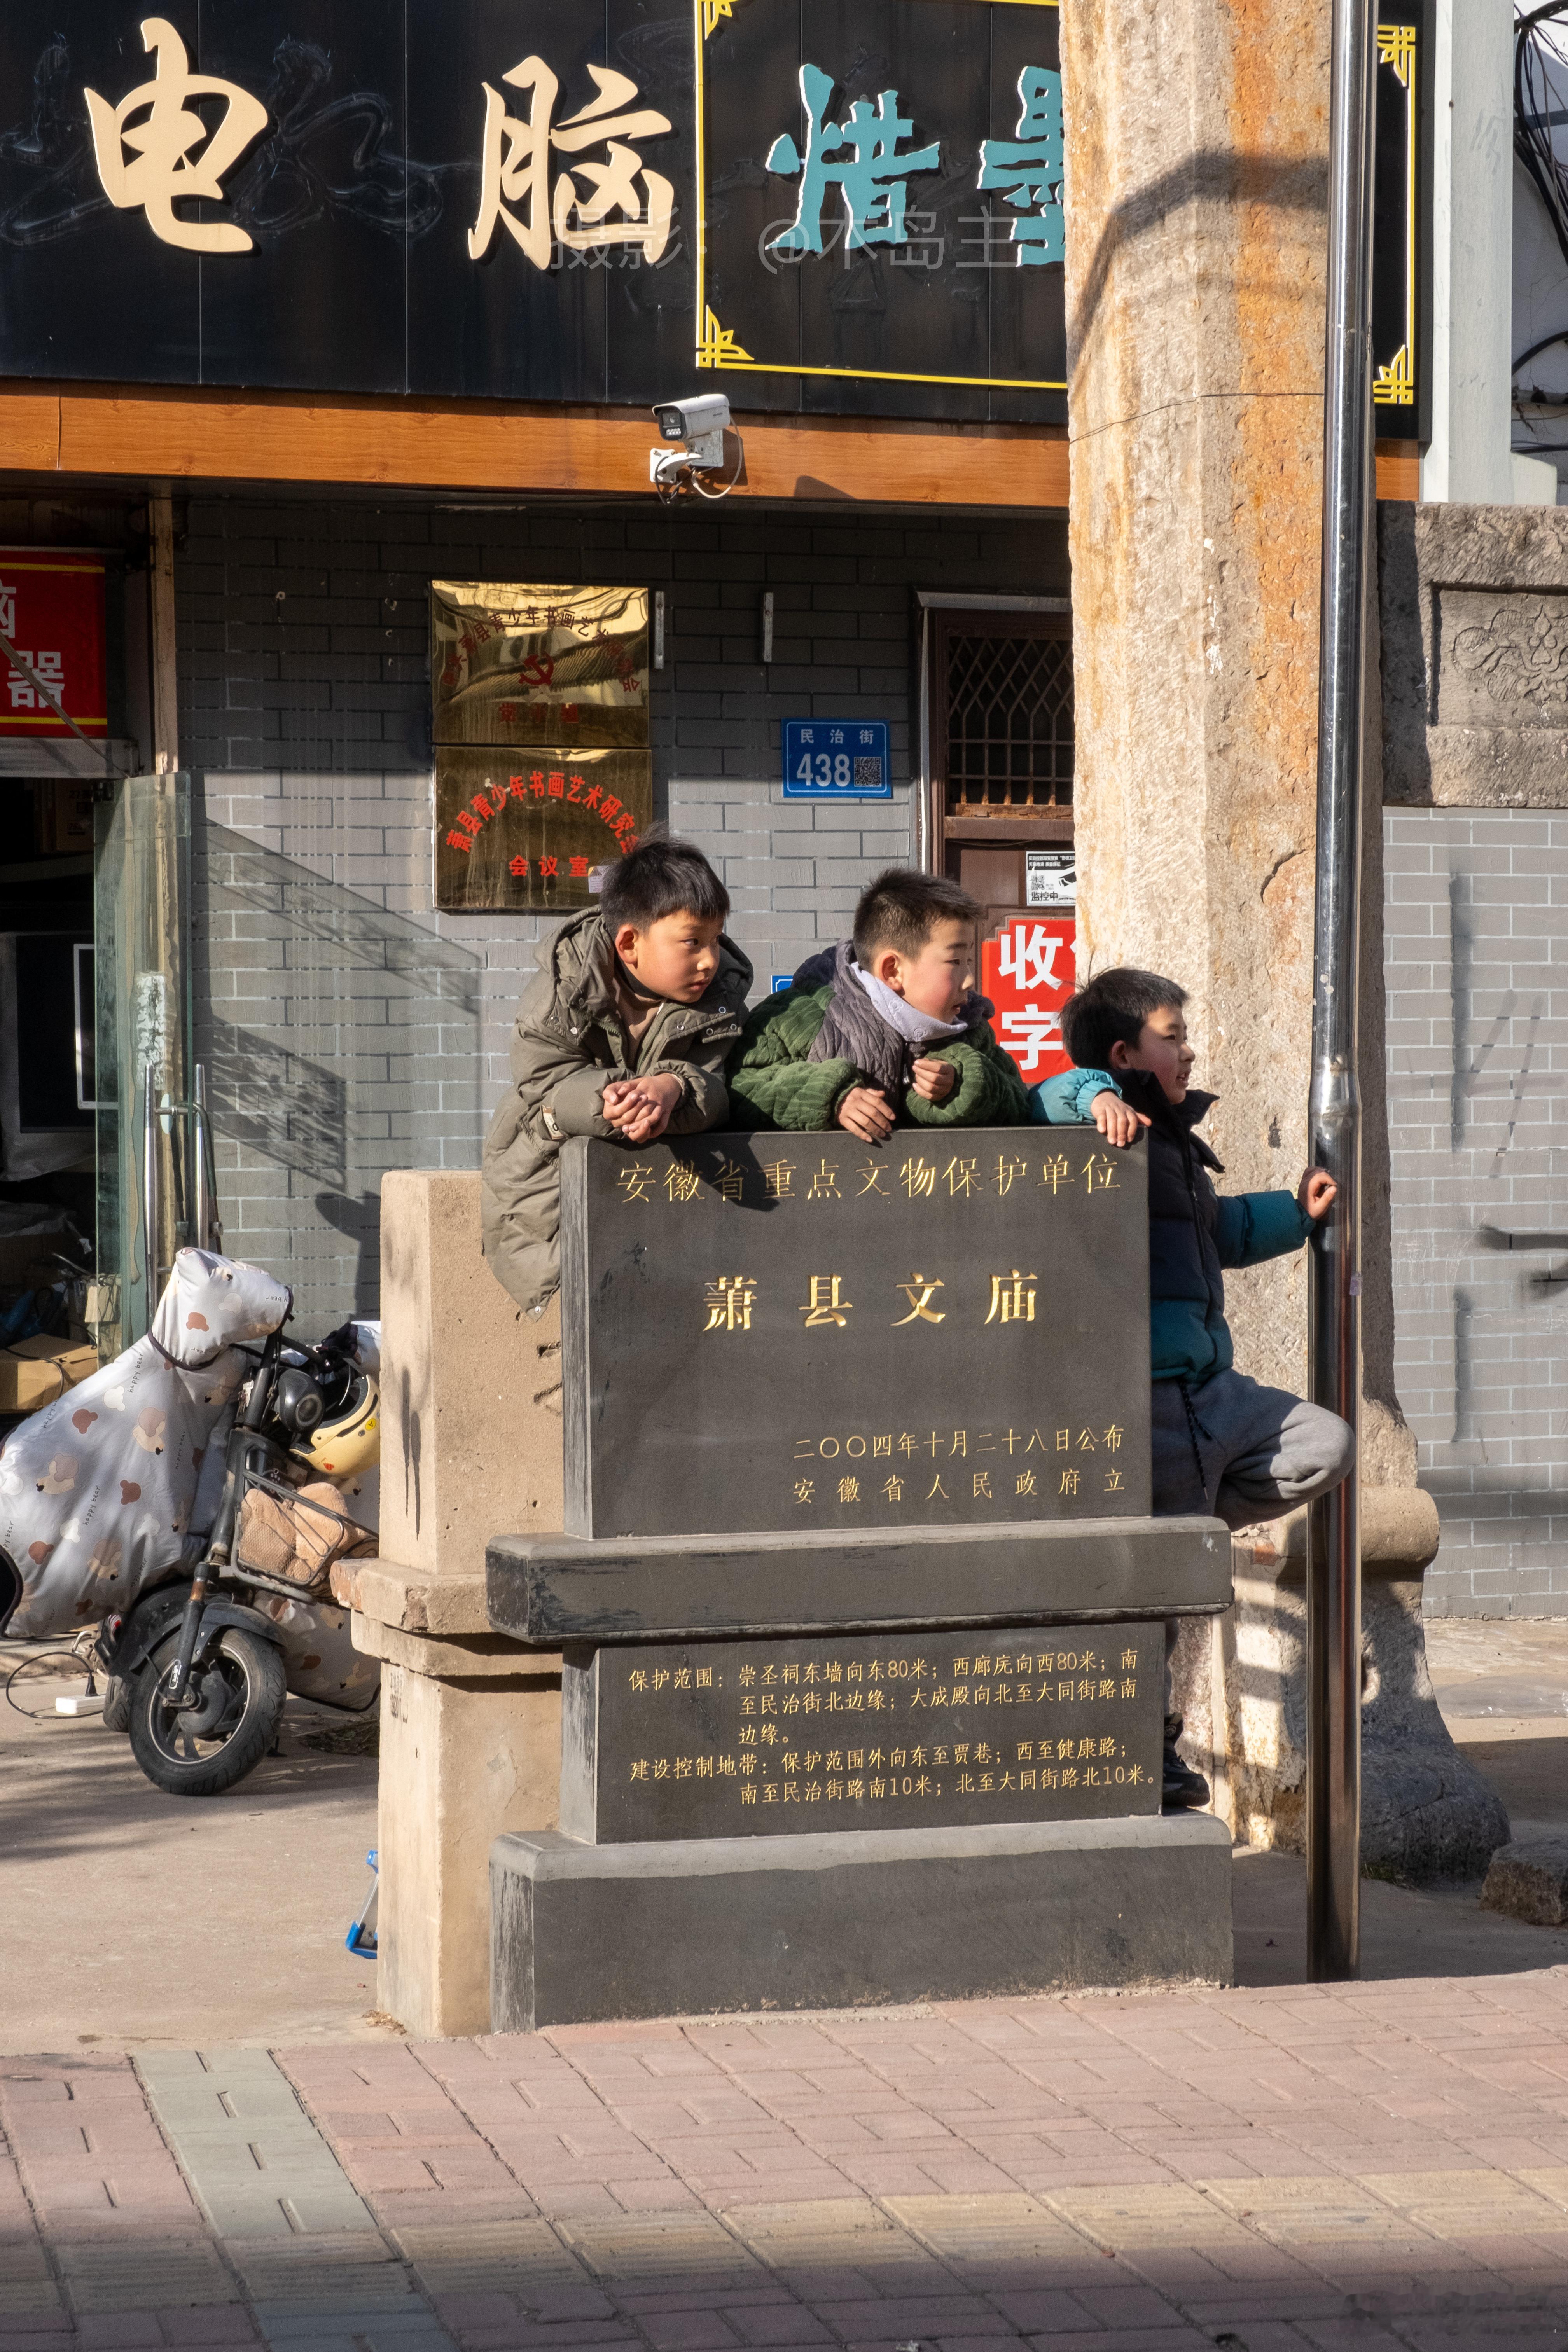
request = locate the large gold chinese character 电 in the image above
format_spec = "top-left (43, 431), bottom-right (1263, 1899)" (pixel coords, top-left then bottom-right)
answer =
top-left (85, 17), bottom-right (269, 255)
top-left (469, 59), bottom-right (674, 269)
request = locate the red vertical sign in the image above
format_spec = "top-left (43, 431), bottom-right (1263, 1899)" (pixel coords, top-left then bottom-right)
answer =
top-left (981, 916), bottom-right (1076, 1084)
top-left (0, 552), bottom-right (107, 736)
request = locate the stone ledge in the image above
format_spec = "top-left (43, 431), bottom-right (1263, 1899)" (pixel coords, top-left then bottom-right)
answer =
top-left (488, 1513), bottom-right (1231, 1644)
top-left (491, 1814), bottom-right (1235, 2027)
top-left (350, 1613), bottom-right (563, 1682)
top-left (1234, 1486), bottom-right (1440, 1583)
top-left (332, 1554), bottom-right (541, 1639)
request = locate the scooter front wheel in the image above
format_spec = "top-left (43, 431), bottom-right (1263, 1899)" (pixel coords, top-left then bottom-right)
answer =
top-left (128, 1628), bottom-right (287, 1798)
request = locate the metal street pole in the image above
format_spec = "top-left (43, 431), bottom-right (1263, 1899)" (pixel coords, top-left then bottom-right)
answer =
top-left (1306, 0), bottom-right (1377, 1982)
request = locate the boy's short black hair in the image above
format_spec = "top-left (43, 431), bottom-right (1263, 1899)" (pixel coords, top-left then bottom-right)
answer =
top-left (852, 868), bottom-right (979, 963)
top-left (1061, 967), bottom-right (1188, 1069)
top-left (601, 831), bottom-right (729, 933)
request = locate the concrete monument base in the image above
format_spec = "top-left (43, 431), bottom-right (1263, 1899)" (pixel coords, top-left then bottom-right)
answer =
top-left (489, 1814), bottom-right (1235, 2029)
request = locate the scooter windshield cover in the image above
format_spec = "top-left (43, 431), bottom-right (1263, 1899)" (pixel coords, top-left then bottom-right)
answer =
top-left (0, 1249), bottom-right (292, 1639)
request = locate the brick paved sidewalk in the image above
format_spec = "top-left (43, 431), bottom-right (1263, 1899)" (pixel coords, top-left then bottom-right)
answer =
top-left (9, 1973), bottom-right (1568, 2352)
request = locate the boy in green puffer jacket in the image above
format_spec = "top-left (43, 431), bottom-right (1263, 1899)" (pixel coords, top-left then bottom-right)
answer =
top-left (727, 869), bottom-right (1028, 1136)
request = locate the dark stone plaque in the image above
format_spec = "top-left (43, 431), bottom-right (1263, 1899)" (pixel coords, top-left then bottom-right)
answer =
top-left (559, 1129), bottom-right (1151, 1540)
top-left (560, 1620), bottom-right (1161, 1842)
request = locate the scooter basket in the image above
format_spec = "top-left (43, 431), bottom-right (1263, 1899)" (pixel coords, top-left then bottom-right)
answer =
top-left (233, 1471), bottom-right (374, 1598)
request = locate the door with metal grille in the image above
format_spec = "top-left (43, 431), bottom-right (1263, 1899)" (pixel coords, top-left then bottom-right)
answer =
top-left (922, 603), bottom-right (1075, 1082)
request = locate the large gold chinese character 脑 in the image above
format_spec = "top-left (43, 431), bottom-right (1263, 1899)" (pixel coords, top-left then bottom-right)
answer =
top-left (468, 59), bottom-right (674, 269)
top-left (85, 17), bottom-right (269, 255)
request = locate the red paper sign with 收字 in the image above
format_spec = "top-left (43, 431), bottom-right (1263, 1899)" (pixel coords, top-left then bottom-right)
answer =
top-left (981, 917), bottom-right (1075, 1085)
top-left (0, 553), bottom-right (106, 735)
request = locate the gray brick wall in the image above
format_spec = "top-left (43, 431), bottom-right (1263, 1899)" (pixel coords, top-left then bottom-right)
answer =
top-left (179, 495), bottom-right (1067, 1326)
top-left (1384, 807), bottom-right (1568, 1616)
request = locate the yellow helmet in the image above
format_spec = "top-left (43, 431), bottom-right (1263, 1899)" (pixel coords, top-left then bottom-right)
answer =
top-left (292, 1369), bottom-right (380, 1480)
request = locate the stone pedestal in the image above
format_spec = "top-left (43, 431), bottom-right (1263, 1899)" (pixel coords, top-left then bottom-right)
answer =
top-left (346, 1170), bottom-right (567, 2039)
top-left (1175, 1491), bottom-right (1510, 1884)
top-left (491, 1815), bottom-right (1235, 2029)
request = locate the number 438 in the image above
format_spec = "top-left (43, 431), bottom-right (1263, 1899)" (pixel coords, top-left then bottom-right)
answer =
top-left (798, 751), bottom-right (853, 786)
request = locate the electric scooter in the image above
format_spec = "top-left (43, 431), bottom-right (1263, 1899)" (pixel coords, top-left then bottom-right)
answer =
top-left (94, 1325), bottom-right (379, 1796)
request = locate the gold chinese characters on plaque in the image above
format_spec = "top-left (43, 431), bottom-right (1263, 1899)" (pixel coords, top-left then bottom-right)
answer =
top-left (432, 580), bottom-right (651, 913)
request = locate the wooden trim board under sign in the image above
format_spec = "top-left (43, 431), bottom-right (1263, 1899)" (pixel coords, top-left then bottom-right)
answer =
top-left (0, 384), bottom-right (1421, 509)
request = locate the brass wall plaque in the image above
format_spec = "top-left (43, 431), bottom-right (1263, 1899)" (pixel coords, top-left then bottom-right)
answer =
top-left (432, 582), bottom-right (649, 748)
top-left (432, 580), bottom-right (651, 913)
top-left (436, 746), bottom-right (653, 915)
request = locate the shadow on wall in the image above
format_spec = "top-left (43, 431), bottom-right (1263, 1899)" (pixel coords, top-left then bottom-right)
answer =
top-left (191, 816), bottom-right (485, 1321)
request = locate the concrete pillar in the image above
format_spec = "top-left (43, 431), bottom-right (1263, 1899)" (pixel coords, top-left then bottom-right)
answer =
top-left (1420, 0), bottom-right (1517, 507)
top-left (374, 1646), bottom-right (561, 2040)
top-left (343, 1171), bottom-right (565, 2039)
top-left (379, 1169), bottom-right (563, 1578)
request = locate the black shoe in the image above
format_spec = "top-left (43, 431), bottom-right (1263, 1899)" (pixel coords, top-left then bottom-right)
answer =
top-left (1162, 1735), bottom-right (1210, 1812)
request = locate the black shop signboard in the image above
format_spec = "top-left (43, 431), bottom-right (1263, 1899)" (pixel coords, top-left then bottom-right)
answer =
top-left (0, 0), bottom-right (1068, 423)
top-left (559, 1127), bottom-right (1152, 1540)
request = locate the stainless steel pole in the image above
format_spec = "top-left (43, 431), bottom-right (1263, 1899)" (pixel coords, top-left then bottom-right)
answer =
top-left (142, 1061), bottom-right (162, 1330)
top-left (1306, 0), bottom-right (1377, 1981)
top-left (194, 1061), bottom-right (213, 1251)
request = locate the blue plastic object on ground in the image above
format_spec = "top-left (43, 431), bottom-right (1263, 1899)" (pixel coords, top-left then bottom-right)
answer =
top-left (345, 1847), bottom-right (378, 1956)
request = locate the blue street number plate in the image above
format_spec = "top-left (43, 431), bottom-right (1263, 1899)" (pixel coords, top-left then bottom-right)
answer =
top-left (783, 719), bottom-right (891, 799)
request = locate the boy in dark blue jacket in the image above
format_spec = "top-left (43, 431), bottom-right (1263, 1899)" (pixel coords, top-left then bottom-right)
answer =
top-left (1032, 966), bottom-right (1353, 1806)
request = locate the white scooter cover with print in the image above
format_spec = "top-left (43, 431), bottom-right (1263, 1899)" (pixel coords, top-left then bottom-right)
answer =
top-left (0, 1249), bottom-right (292, 1638)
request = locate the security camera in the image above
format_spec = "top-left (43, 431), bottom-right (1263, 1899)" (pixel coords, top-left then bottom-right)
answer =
top-left (654, 393), bottom-right (731, 446)
top-left (649, 392), bottom-right (741, 499)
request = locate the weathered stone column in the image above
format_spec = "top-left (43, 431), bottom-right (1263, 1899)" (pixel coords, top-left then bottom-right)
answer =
top-left (1062, 0), bottom-right (1328, 1391)
top-left (1063, 0), bottom-right (1485, 1866)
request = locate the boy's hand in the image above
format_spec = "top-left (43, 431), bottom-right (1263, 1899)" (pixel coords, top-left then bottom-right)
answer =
top-left (836, 1085), bottom-right (895, 1143)
top-left (1091, 1089), bottom-right (1151, 1148)
top-left (910, 1055), bottom-right (957, 1104)
top-left (603, 1072), bottom-right (683, 1143)
top-left (1298, 1166), bottom-right (1337, 1220)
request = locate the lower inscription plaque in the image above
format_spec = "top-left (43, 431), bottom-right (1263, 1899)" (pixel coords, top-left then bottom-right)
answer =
top-left (560, 1620), bottom-right (1162, 1843)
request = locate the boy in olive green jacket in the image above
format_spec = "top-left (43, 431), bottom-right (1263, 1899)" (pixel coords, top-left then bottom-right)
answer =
top-left (727, 869), bottom-right (1027, 1136)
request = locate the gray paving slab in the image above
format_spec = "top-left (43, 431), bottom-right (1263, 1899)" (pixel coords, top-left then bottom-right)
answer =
top-left (138, 2050), bottom-right (377, 2239)
top-left (52, 2239), bottom-right (239, 2311)
top-left (132, 2048), bottom-right (461, 2352)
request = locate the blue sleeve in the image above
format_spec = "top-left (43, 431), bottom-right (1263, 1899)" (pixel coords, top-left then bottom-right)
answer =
top-left (1028, 1067), bottom-right (1119, 1125)
top-left (1213, 1190), bottom-right (1313, 1268)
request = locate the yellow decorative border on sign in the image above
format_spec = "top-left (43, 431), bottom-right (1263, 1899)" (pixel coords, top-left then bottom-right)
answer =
top-left (693, 0), bottom-right (1067, 393)
top-left (1372, 20), bottom-right (1418, 408)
